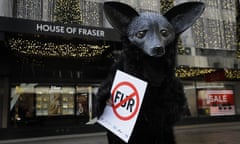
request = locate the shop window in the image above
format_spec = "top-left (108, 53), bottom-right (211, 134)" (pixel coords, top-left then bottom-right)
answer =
top-left (36, 94), bottom-right (49, 116)
top-left (62, 94), bottom-right (74, 115)
top-left (76, 93), bottom-right (88, 116)
top-left (14, 93), bottom-right (34, 120)
top-left (183, 81), bottom-right (239, 117)
top-left (76, 86), bottom-right (92, 119)
top-left (10, 84), bottom-right (36, 123)
top-left (10, 84), bottom-right (99, 127)
top-left (183, 81), bottom-right (198, 117)
top-left (35, 86), bottom-right (75, 116)
top-left (197, 89), bottom-right (236, 116)
top-left (75, 86), bottom-right (99, 120)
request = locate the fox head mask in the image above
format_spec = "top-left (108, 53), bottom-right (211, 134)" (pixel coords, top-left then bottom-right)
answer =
top-left (103, 2), bottom-right (205, 57)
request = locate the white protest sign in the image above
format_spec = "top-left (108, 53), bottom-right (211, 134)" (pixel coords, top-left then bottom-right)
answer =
top-left (97, 70), bottom-right (147, 143)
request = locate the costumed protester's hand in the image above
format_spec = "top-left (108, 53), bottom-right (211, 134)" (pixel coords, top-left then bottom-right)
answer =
top-left (96, 97), bottom-right (113, 118)
top-left (95, 85), bottom-right (112, 118)
top-left (95, 62), bottom-right (121, 118)
top-left (106, 98), bottom-right (113, 106)
top-left (95, 101), bottom-right (105, 118)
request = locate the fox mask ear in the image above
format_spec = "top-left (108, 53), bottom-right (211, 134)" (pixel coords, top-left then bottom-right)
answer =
top-left (164, 2), bottom-right (205, 34)
top-left (104, 2), bottom-right (205, 35)
top-left (103, 2), bottom-right (139, 35)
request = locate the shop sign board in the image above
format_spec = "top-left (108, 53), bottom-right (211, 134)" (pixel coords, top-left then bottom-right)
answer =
top-left (0, 16), bottom-right (120, 41)
top-left (97, 70), bottom-right (147, 143)
top-left (207, 90), bottom-right (235, 116)
top-left (36, 23), bottom-right (105, 38)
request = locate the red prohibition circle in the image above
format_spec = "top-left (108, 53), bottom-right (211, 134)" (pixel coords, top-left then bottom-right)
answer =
top-left (111, 81), bottom-right (140, 121)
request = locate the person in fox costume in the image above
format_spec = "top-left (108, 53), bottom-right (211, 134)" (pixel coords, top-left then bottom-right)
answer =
top-left (96, 1), bottom-right (205, 144)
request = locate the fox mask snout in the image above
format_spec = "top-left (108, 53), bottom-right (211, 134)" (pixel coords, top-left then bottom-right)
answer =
top-left (103, 1), bottom-right (205, 57)
top-left (127, 12), bottom-right (175, 57)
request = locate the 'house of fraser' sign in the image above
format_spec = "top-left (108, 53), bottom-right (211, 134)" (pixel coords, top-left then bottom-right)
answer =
top-left (36, 23), bottom-right (105, 38)
top-left (0, 16), bottom-right (120, 41)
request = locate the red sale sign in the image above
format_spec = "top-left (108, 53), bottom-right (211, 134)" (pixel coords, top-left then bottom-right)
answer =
top-left (198, 90), bottom-right (236, 116)
top-left (207, 90), bottom-right (235, 116)
top-left (206, 90), bottom-right (234, 105)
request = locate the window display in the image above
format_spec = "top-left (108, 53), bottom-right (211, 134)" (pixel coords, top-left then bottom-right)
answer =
top-left (10, 84), bottom-right (98, 127)
top-left (76, 86), bottom-right (92, 118)
top-left (35, 86), bottom-right (75, 116)
top-left (76, 93), bottom-right (88, 116)
top-left (15, 94), bottom-right (34, 120)
top-left (197, 89), bottom-right (236, 116)
top-left (36, 94), bottom-right (49, 116)
top-left (62, 94), bottom-right (74, 115)
top-left (48, 93), bottom-right (61, 115)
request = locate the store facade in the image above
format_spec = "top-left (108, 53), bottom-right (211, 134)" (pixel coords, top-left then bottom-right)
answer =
top-left (0, 0), bottom-right (240, 140)
top-left (0, 16), bottom-right (121, 139)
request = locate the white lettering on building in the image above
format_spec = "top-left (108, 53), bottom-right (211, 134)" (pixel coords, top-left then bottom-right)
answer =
top-left (36, 23), bottom-right (105, 38)
top-left (36, 23), bottom-right (65, 33)
top-left (78, 28), bottom-right (104, 37)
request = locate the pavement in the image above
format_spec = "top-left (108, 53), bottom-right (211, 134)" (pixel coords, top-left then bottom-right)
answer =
top-left (175, 122), bottom-right (240, 144)
top-left (0, 133), bottom-right (108, 144)
top-left (0, 122), bottom-right (239, 144)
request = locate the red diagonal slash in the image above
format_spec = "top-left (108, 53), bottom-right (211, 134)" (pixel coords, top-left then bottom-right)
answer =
top-left (113, 92), bottom-right (136, 109)
top-left (111, 81), bottom-right (140, 121)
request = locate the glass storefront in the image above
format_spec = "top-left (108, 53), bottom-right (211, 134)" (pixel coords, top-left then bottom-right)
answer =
top-left (183, 81), bottom-right (240, 117)
top-left (35, 86), bottom-right (75, 116)
top-left (10, 80), bottom-right (240, 127)
top-left (10, 84), bottom-right (99, 127)
top-left (197, 89), bottom-right (235, 116)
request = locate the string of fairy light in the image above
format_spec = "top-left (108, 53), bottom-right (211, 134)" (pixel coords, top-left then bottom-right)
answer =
top-left (54, 0), bottom-right (82, 24)
top-left (12, 0), bottom-right (109, 59)
top-left (225, 69), bottom-right (240, 79)
top-left (236, 0), bottom-right (240, 58)
top-left (8, 36), bottom-right (240, 80)
top-left (15, 0), bottom-right (239, 57)
top-left (8, 38), bottom-right (110, 58)
top-left (54, 0), bottom-right (100, 26)
top-left (176, 67), bottom-right (240, 80)
top-left (192, 0), bottom-right (237, 52)
top-left (175, 67), bottom-right (216, 78)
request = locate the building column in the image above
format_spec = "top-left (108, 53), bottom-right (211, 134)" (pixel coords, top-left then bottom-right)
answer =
top-left (0, 0), bottom-right (13, 17)
top-left (0, 77), bottom-right (9, 128)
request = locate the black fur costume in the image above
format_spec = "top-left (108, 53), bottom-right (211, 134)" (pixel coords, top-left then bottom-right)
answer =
top-left (96, 2), bottom-right (205, 144)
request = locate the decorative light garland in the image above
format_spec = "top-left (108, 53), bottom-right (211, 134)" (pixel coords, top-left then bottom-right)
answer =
top-left (159, 0), bottom-right (174, 14)
top-left (224, 69), bottom-right (240, 79)
top-left (237, 49), bottom-right (240, 59)
top-left (81, 1), bottom-right (100, 27)
top-left (8, 37), bottom-right (240, 79)
top-left (11, 0), bottom-right (240, 81)
top-left (176, 67), bottom-right (240, 80)
top-left (54, 0), bottom-right (82, 24)
top-left (236, 0), bottom-right (240, 58)
top-left (54, 0), bottom-right (101, 27)
top-left (8, 37), bottom-right (110, 58)
top-left (175, 67), bottom-right (216, 78)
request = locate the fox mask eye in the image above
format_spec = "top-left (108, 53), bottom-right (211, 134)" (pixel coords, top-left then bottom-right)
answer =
top-left (160, 29), bottom-right (169, 37)
top-left (135, 29), bottom-right (169, 39)
top-left (135, 30), bottom-right (147, 39)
